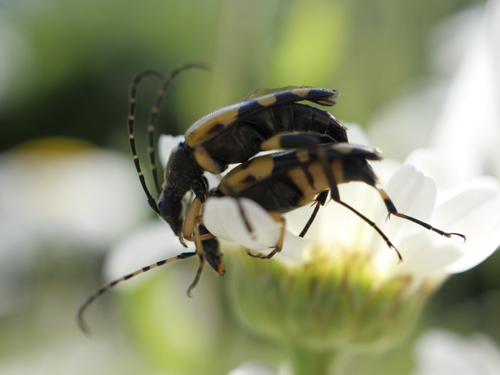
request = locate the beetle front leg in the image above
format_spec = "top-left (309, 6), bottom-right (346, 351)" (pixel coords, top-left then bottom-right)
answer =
top-left (246, 213), bottom-right (286, 259)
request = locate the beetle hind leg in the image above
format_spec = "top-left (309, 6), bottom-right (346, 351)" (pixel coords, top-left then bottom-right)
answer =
top-left (391, 212), bottom-right (466, 242)
top-left (376, 187), bottom-right (466, 242)
top-left (299, 190), bottom-right (330, 238)
top-left (336, 199), bottom-right (403, 262)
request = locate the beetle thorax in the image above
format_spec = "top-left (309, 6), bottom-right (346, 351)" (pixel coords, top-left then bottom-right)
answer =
top-left (163, 141), bottom-right (204, 197)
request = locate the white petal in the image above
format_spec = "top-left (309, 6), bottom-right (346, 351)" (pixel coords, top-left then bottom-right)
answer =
top-left (405, 149), bottom-right (450, 188)
top-left (430, 187), bottom-right (500, 273)
top-left (204, 171), bottom-right (221, 190)
top-left (0, 148), bottom-right (150, 250)
top-left (386, 165), bottom-right (437, 224)
top-left (436, 176), bottom-right (500, 206)
top-left (430, 0), bottom-right (500, 186)
top-left (388, 234), bottom-right (463, 282)
top-left (103, 220), bottom-right (193, 289)
top-left (203, 197), bottom-right (308, 258)
top-left (315, 182), bottom-right (382, 252)
top-left (413, 329), bottom-right (500, 375)
top-left (372, 166), bottom-right (438, 269)
top-left (158, 134), bottom-right (185, 168)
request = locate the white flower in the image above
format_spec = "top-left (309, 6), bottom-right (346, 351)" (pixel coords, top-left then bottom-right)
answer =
top-left (430, 0), bottom-right (500, 186)
top-left (413, 329), bottom-right (500, 375)
top-left (104, 124), bottom-right (500, 360)
top-left (0, 138), bottom-right (150, 316)
top-left (0, 337), bottom-right (156, 375)
top-left (228, 362), bottom-right (290, 375)
top-left (109, 125), bottom-right (500, 308)
top-left (368, 0), bottom-right (500, 189)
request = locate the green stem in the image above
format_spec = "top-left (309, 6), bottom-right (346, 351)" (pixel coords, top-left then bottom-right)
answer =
top-left (289, 346), bottom-right (340, 375)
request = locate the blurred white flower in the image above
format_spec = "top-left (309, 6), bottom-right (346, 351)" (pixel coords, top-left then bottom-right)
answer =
top-left (368, 0), bottom-right (500, 189)
top-left (228, 362), bottom-right (290, 375)
top-left (0, 138), bottom-right (150, 250)
top-left (431, 0), bottom-right (500, 186)
top-left (413, 329), bottom-right (500, 375)
top-left (0, 337), bottom-right (152, 375)
top-left (0, 138), bottom-right (150, 315)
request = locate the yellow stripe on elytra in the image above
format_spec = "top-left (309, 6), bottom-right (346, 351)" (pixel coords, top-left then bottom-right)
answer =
top-left (185, 104), bottom-right (240, 146)
top-left (221, 156), bottom-right (274, 193)
top-left (290, 88), bottom-right (312, 97)
top-left (287, 167), bottom-right (315, 197)
top-left (256, 94), bottom-right (277, 106)
top-left (260, 136), bottom-right (282, 151)
top-left (330, 159), bottom-right (345, 184)
top-left (296, 149), bottom-right (310, 162)
top-left (330, 144), bottom-right (353, 154)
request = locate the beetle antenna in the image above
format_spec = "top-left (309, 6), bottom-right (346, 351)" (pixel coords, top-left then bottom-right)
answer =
top-left (128, 63), bottom-right (210, 214)
top-left (77, 251), bottom-right (197, 336)
top-left (128, 69), bottom-right (165, 214)
top-left (147, 63), bottom-right (210, 197)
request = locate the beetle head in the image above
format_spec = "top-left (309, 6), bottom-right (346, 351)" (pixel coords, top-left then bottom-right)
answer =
top-left (158, 193), bottom-right (185, 239)
top-left (159, 141), bottom-right (206, 239)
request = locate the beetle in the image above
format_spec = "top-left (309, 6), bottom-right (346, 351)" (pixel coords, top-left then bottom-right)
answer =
top-left (127, 65), bottom-right (349, 245)
top-left (208, 142), bottom-right (466, 260)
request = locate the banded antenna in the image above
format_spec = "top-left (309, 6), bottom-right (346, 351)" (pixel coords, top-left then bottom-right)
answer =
top-left (127, 63), bottom-right (210, 214)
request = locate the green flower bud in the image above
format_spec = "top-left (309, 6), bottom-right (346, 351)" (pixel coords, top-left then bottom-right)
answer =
top-left (226, 247), bottom-right (431, 354)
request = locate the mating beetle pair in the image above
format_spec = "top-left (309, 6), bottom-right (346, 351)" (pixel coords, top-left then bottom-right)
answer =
top-left (77, 65), bottom-right (465, 334)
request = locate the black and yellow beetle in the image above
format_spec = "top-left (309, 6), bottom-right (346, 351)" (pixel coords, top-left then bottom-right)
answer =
top-left (127, 64), bottom-right (349, 245)
top-left (211, 142), bottom-right (466, 260)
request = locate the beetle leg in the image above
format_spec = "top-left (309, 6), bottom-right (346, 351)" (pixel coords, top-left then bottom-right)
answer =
top-left (335, 199), bottom-right (403, 263)
top-left (376, 186), bottom-right (466, 242)
top-left (299, 190), bottom-right (329, 237)
top-left (183, 197), bottom-right (202, 240)
top-left (183, 198), bottom-right (216, 242)
top-left (246, 213), bottom-right (286, 259)
top-left (187, 217), bottom-right (206, 297)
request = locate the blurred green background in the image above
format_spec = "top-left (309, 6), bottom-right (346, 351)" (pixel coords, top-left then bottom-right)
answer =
top-left (1, 0), bottom-right (498, 374)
